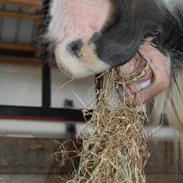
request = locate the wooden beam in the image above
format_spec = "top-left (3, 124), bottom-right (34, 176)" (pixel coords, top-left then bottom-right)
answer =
top-left (0, 55), bottom-right (58, 67)
top-left (0, 11), bottom-right (42, 21)
top-left (0, 55), bottom-right (41, 66)
top-left (0, 43), bottom-right (41, 52)
top-left (0, 137), bottom-right (80, 174)
top-left (0, 0), bottom-right (42, 8)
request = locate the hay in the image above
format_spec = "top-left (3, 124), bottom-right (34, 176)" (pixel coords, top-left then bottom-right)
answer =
top-left (57, 69), bottom-right (149, 183)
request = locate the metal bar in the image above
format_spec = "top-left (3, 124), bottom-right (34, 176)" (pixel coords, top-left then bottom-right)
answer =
top-left (41, 0), bottom-right (51, 107)
top-left (41, 54), bottom-right (51, 107)
top-left (64, 99), bottom-right (77, 136)
top-left (0, 105), bottom-right (85, 122)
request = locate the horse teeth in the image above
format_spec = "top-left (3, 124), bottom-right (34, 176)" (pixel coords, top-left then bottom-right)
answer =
top-left (124, 62), bottom-right (151, 82)
top-left (144, 64), bottom-right (149, 71)
top-left (137, 71), bottom-right (145, 79)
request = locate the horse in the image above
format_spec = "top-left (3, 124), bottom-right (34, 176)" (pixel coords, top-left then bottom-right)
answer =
top-left (47, 0), bottom-right (183, 131)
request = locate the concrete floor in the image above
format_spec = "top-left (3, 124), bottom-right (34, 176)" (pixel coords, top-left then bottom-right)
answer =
top-left (0, 175), bottom-right (69, 183)
top-left (147, 175), bottom-right (183, 183)
top-left (1, 175), bottom-right (183, 183)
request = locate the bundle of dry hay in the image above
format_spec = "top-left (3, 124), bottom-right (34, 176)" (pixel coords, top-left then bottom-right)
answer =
top-left (57, 69), bottom-right (149, 183)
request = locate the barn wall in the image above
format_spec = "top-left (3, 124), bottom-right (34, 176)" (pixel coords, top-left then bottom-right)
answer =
top-left (0, 63), bottom-right (95, 108)
top-left (0, 63), bottom-right (95, 137)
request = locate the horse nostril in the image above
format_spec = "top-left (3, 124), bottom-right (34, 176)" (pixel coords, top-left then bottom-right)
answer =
top-left (67, 39), bottom-right (83, 57)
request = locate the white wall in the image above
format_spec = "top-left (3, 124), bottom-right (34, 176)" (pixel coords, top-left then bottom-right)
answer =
top-left (0, 63), bottom-right (95, 108)
top-left (51, 67), bottom-right (95, 109)
top-left (0, 63), bottom-right (42, 106)
top-left (0, 63), bottom-right (95, 137)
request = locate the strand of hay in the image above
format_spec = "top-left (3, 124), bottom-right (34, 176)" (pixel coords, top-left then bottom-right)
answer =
top-left (57, 69), bottom-right (149, 183)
